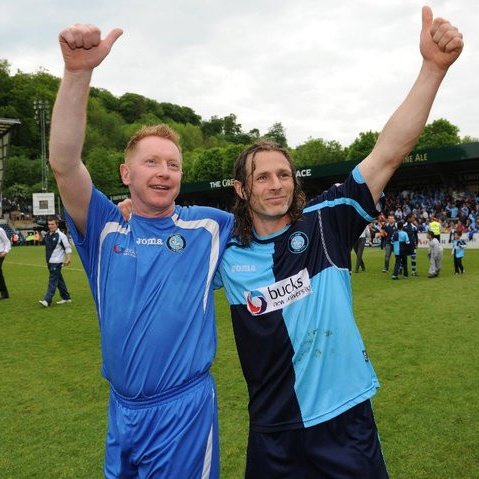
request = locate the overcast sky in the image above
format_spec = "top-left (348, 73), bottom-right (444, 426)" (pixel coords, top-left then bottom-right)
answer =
top-left (1, 0), bottom-right (476, 147)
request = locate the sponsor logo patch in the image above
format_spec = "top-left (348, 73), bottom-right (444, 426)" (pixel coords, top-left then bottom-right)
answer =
top-left (244, 268), bottom-right (312, 316)
top-left (113, 243), bottom-right (124, 254)
top-left (113, 243), bottom-right (137, 258)
top-left (245, 290), bottom-right (268, 315)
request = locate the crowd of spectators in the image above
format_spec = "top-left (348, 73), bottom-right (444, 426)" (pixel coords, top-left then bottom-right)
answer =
top-left (379, 188), bottom-right (479, 240)
top-left (1, 197), bottom-right (49, 246)
top-left (0, 198), bottom-right (34, 221)
top-left (2, 187), bottom-right (479, 244)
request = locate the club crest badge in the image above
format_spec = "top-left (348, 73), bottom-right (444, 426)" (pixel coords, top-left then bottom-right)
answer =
top-left (166, 234), bottom-right (186, 252)
top-left (288, 231), bottom-right (308, 253)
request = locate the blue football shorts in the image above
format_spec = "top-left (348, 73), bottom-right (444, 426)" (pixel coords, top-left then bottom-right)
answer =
top-left (245, 399), bottom-right (389, 479)
top-left (104, 371), bottom-right (219, 479)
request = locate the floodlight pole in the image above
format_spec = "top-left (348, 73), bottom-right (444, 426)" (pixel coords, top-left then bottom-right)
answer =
top-left (33, 99), bottom-right (50, 192)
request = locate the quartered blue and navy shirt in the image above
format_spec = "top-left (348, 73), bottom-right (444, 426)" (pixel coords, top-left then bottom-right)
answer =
top-left (215, 166), bottom-right (381, 432)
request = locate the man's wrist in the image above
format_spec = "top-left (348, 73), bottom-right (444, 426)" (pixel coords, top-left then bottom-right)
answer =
top-left (420, 59), bottom-right (448, 80)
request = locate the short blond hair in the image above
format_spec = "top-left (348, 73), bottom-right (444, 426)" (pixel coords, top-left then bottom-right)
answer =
top-left (124, 124), bottom-right (182, 160)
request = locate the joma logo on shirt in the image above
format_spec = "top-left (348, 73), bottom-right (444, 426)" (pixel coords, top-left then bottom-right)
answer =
top-left (136, 237), bottom-right (164, 246)
top-left (245, 268), bottom-right (312, 316)
top-left (232, 264), bottom-right (256, 272)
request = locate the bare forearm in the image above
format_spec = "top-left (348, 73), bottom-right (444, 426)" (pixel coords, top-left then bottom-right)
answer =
top-left (376, 61), bottom-right (444, 166)
top-left (49, 25), bottom-right (123, 235)
top-left (358, 7), bottom-right (463, 204)
top-left (359, 61), bottom-right (447, 202)
top-left (49, 69), bottom-right (93, 234)
top-left (49, 69), bottom-right (92, 174)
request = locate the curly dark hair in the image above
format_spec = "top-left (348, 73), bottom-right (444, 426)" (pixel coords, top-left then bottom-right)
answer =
top-left (232, 140), bottom-right (306, 246)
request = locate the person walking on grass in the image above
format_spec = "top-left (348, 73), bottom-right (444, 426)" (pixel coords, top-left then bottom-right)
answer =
top-left (0, 226), bottom-right (11, 300)
top-left (382, 213), bottom-right (397, 272)
top-left (427, 230), bottom-right (443, 278)
top-left (451, 230), bottom-right (466, 274)
top-left (39, 217), bottom-right (72, 307)
top-left (353, 224), bottom-right (370, 273)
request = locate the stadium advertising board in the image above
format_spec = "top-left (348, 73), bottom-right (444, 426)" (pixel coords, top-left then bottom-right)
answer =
top-left (417, 232), bottom-right (479, 249)
top-left (208, 168), bottom-right (313, 190)
top-left (32, 192), bottom-right (55, 216)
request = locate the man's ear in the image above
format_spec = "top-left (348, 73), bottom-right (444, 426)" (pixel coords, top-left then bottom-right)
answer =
top-left (120, 163), bottom-right (130, 186)
top-left (233, 180), bottom-right (246, 200)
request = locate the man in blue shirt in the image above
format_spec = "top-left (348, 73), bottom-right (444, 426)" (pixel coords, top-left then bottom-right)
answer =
top-left (214, 7), bottom-right (462, 477)
top-left (49, 25), bottom-right (233, 478)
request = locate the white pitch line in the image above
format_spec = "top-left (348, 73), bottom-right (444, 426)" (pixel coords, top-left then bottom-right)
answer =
top-left (6, 261), bottom-right (85, 272)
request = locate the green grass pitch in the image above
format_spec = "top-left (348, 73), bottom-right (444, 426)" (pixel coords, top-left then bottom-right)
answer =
top-left (1, 245), bottom-right (478, 478)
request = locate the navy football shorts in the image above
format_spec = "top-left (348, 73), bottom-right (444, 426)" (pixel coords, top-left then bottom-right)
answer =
top-left (104, 372), bottom-right (219, 478)
top-left (245, 399), bottom-right (389, 479)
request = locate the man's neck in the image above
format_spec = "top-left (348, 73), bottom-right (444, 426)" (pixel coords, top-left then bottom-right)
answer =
top-left (252, 214), bottom-right (292, 238)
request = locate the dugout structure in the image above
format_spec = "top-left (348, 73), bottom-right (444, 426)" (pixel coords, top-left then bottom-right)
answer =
top-left (0, 117), bottom-right (21, 216)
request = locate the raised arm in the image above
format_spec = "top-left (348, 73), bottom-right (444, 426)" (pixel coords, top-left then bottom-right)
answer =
top-left (359, 6), bottom-right (463, 203)
top-left (49, 24), bottom-right (123, 235)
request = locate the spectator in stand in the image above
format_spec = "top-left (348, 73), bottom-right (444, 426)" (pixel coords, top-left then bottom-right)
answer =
top-left (455, 219), bottom-right (467, 234)
top-left (448, 203), bottom-right (459, 219)
top-left (11, 232), bottom-right (19, 246)
top-left (468, 216), bottom-right (479, 241)
top-left (427, 230), bottom-right (443, 278)
top-left (392, 221), bottom-right (410, 280)
top-left (382, 213), bottom-right (397, 272)
top-left (0, 227), bottom-right (11, 300)
top-left (416, 218), bottom-right (427, 232)
top-left (451, 231), bottom-right (466, 274)
top-left (460, 203), bottom-right (470, 217)
top-left (457, 211), bottom-right (468, 228)
top-left (469, 204), bottom-right (479, 226)
top-left (394, 206), bottom-right (403, 220)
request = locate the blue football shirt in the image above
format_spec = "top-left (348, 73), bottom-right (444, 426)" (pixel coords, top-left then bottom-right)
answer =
top-left (215, 167), bottom-right (381, 432)
top-left (68, 188), bottom-right (233, 399)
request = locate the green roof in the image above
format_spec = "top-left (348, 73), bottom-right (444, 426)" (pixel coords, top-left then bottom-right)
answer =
top-left (179, 142), bottom-right (479, 195)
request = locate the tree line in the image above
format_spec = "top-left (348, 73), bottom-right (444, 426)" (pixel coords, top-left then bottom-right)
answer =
top-left (1, 58), bottom-right (476, 204)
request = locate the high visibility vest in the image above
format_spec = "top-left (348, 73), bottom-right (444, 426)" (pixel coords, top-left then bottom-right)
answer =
top-left (429, 220), bottom-right (441, 236)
